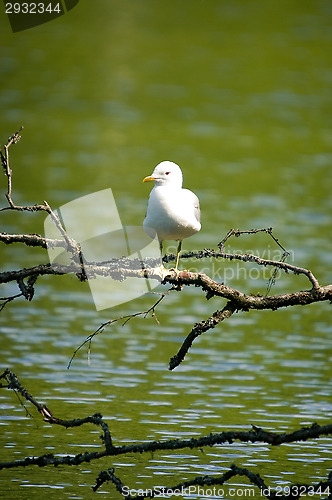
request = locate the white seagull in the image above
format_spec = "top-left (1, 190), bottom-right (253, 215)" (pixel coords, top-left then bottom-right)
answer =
top-left (143, 161), bottom-right (201, 271)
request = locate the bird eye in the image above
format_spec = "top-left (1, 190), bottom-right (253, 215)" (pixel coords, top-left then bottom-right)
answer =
top-left (165, 172), bottom-right (170, 175)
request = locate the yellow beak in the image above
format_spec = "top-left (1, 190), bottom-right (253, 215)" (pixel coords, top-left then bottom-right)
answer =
top-left (143, 175), bottom-right (155, 183)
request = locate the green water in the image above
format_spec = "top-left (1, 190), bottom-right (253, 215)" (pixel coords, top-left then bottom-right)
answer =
top-left (0, 1), bottom-right (332, 498)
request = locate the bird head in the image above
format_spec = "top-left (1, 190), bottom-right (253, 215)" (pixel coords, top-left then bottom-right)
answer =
top-left (143, 161), bottom-right (183, 187)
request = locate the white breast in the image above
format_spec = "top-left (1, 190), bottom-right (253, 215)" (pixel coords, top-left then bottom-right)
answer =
top-left (143, 185), bottom-right (201, 242)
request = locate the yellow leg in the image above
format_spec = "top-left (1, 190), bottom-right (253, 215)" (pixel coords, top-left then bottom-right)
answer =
top-left (175, 240), bottom-right (182, 271)
top-left (156, 240), bottom-right (170, 278)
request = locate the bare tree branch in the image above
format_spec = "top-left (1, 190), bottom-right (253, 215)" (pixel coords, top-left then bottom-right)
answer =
top-left (1, 258), bottom-right (330, 303)
top-left (166, 271), bottom-right (331, 309)
top-left (0, 231), bottom-right (65, 249)
top-left (50, 261), bottom-right (330, 368)
top-left (169, 300), bottom-right (237, 369)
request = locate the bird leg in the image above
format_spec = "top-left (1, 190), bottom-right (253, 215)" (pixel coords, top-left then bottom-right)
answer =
top-left (155, 240), bottom-right (182, 276)
top-left (155, 240), bottom-right (171, 278)
top-left (159, 240), bottom-right (167, 270)
top-left (175, 240), bottom-right (182, 271)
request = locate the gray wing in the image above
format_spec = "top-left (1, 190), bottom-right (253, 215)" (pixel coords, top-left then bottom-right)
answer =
top-left (193, 194), bottom-right (200, 224)
top-left (183, 189), bottom-right (200, 224)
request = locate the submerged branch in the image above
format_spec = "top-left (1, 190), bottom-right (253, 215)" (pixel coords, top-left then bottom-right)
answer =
top-left (95, 464), bottom-right (332, 499)
top-left (1, 369), bottom-right (332, 498)
top-left (2, 368), bottom-right (332, 454)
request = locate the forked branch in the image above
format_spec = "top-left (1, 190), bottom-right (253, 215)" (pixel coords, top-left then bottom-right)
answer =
top-left (1, 128), bottom-right (331, 369)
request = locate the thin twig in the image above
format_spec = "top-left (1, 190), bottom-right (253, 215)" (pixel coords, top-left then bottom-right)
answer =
top-left (67, 289), bottom-right (173, 369)
top-left (0, 127), bottom-right (24, 208)
top-left (0, 293), bottom-right (23, 311)
top-left (0, 127), bottom-right (49, 213)
top-left (218, 227), bottom-right (288, 254)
